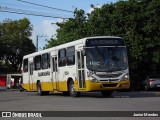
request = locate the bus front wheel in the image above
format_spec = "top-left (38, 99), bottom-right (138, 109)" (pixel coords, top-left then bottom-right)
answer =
top-left (101, 91), bottom-right (113, 97)
top-left (69, 81), bottom-right (80, 97)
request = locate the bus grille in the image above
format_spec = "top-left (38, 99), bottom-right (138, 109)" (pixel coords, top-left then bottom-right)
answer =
top-left (97, 73), bottom-right (122, 78)
top-left (103, 83), bottom-right (118, 87)
top-left (100, 79), bottom-right (119, 82)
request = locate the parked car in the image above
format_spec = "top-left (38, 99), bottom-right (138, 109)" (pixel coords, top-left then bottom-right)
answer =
top-left (144, 75), bottom-right (160, 91)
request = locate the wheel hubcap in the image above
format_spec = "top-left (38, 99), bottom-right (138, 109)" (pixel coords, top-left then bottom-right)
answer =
top-left (71, 84), bottom-right (76, 94)
top-left (38, 86), bottom-right (40, 93)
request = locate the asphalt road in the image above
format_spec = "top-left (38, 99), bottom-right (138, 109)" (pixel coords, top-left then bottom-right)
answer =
top-left (0, 90), bottom-right (160, 120)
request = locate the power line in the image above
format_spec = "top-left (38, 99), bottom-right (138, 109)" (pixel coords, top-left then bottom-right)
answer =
top-left (11, 5), bottom-right (70, 18)
top-left (17, 0), bottom-right (73, 13)
top-left (0, 1), bottom-right (73, 17)
top-left (0, 6), bottom-right (70, 19)
top-left (0, 1), bottom-right (53, 12)
top-left (0, 1), bottom-right (73, 18)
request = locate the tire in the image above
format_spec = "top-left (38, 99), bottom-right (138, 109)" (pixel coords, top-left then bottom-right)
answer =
top-left (37, 82), bottom-right (48, 96)
top-left (69, 81), bottom-right (80, 97)
top-left (37, 82), bottom-right (44, 96)
top-left (101, 91), bottom-right (113, 97)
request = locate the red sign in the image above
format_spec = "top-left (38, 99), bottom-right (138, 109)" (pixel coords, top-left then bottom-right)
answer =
top-left (0, 76), bottom-right (6, 87)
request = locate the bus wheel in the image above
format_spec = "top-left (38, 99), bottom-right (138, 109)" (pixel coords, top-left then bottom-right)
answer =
top-left (101, 91), bottom-right (113, 97)
top-left (37, 82), bottom-right (43, 96)
top-left (69, 81), bottom-right (80, 97)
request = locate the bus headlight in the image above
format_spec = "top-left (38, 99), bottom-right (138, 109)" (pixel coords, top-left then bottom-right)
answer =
top-left (120, 74), bottom-right (129, 81)
top-left (89, 76), bottom-right (98, 82)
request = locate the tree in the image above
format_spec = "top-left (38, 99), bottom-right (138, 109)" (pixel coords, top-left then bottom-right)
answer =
top-left (0, 18), bottom-right (36, 73)
top-left (44, 9), bottom-right (88, 48)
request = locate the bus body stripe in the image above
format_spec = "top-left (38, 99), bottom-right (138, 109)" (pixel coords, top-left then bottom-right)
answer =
top-left (22, 79), bottom-right (130, 92)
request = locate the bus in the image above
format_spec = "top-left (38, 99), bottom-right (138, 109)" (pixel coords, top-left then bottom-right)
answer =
top-left (22, 36), bottom-right (130, 97)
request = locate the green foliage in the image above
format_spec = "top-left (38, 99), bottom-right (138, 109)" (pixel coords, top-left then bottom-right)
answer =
top-left (44, 9), bottom-right (88, 48)
top-left (57, 9), bottom-right (88, 44)
top-left (0, 18), bottom-right (36, 73)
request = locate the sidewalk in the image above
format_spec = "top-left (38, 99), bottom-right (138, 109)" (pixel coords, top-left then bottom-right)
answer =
top-left (0, 86), bottom-right (7, 91)
top-left (0, 87), bottom-right (20, 92)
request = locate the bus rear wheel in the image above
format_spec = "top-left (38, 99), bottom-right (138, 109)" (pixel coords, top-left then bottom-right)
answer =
top-left (101, 91), bottom-right (113, 97)
top-left (69, 81), bottom-right (80, 97)
top-left (37, 82), bottom-right (49, 96)
top-left (37, 82), bottom-right (43, 96)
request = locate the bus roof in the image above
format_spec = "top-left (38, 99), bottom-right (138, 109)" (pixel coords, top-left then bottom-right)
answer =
top-left (23, 36), bottom-right (122, 59)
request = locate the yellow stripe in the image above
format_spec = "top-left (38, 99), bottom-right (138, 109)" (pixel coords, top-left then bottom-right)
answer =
top-left (22, 81), bottom-right (68, 92)
top-left (22, 79), bottom-right (130, 92)
top-left (85, 79), bottom-right (130, 92)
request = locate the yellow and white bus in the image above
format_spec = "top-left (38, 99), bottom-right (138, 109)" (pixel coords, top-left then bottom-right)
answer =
top-left (22, 36), bottom-right (130, 97)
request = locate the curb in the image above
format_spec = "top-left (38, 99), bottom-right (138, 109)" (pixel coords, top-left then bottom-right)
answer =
top-left (0, 87), bottom-right (7, 92)
top-left (0, 87), bottom-right (20, 92)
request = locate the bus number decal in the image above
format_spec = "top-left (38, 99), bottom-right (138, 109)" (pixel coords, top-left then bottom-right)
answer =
top-left (38, 71), bottom-right (50, 76)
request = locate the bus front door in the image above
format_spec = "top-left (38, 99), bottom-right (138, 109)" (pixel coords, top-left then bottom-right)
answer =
top-left (51, 56), bottom-right (58, 90)
top-left (77, 50), bottom-right (86, 89)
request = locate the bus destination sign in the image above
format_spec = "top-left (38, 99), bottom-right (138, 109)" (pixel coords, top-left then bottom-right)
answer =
top-left (86, 38), bottom-right (125, 47)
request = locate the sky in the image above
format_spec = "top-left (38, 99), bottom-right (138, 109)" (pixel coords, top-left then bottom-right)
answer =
top-left (0, 0), bottom-right (118, 51)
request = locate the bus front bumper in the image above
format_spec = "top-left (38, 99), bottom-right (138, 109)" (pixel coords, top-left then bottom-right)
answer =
top-left (85, 79), bottom-right (130, 92)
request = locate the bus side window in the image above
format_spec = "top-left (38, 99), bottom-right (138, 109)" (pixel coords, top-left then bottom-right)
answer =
top-left (58, 49), bottom-right (66, 67)
top-left (34, 55), bottom-right (41, 70)
top-left (42, 53), bottom-right (50, 69)
top-left (66, 46), bottom-right (75, 66)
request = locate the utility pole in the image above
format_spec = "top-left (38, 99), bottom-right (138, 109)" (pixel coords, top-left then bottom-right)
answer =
top-left (36, 35), bottom-right (47, 52)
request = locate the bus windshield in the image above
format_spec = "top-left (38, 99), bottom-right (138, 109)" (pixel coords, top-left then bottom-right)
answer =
top-left (86, 47), bottom-right (128, 72)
